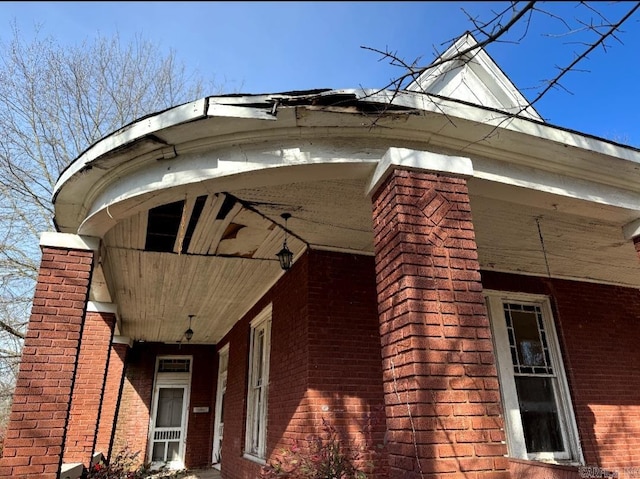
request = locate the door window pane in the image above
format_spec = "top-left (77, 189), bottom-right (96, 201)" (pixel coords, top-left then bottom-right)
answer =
top-left (167, 442), bottom-right (181, 461)
top-left (152, 442), bottom-right (166, 462)
top-left (156, 388), bottom-right (184, 428)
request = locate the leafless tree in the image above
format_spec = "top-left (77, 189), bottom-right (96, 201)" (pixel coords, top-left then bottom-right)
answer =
top-left (0, 23), bottom-right (215, 426)
top-left (363, 1), bottom-right (640, 119)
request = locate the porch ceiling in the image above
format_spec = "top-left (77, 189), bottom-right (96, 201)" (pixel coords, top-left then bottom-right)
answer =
top-left (100, 170), bottom-right (640, 345)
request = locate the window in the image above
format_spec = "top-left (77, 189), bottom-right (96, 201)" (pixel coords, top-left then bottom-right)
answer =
top-left (244, 305), bottom-right (272, 462)
top-left (158, 358), bottom-right (191, 373)
top-left (486, 292), bottom-right (582, 463)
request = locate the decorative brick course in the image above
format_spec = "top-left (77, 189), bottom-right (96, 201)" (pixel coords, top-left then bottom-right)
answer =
top-left (0, 246), bottom-right (94, 479)
top-left (371, 169), bottom-right (508, 479)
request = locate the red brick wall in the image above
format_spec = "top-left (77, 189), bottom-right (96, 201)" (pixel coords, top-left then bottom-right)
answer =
top-left (64, 310), bottom-right (115, 466)
top-left (371, 169), bottom-right (508, 479)
top-left (0, 247), bottom-right (94, 479)
top-left (481, 271), bottom-right (640, 470)
top-left (219, 249), bottom-right (387, 479)
top-left (111, 343), bottom-right (216, 469)
top-left (307, 251), bottom-right (388, 478)
top-left (219, 249), bottom-right (309, 479)
top-left (111, 343), bottom-right (154, 466)
top-left (95, 342), bottom-right (129, 459)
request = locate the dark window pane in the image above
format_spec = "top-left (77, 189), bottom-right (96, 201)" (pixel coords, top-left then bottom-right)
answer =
top-left (511, 310), bottom-right (545, 367)
top-left (515, 376), bottom-right (564, 453)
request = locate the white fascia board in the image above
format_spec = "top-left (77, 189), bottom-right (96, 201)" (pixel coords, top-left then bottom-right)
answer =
top-left (54, 99), bottom-right (208, 198)
top-left (40, 232), bottom-right (100, 251)
top-left (367, 147), bottom-right (473, 196)
top-left (206, 103), bottom-right (277, 120)
top-left (351, 89), bottom-right (640, 184)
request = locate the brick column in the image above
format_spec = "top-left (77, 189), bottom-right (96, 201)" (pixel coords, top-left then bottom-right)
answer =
top-left (368, 149), bottom-right (509, 479)
top-left (94, 337), bottom-right (130, 460)
top-left (63, 302), bottom-right (117, 467)
top-left (0, 233), bottom-right (98, 479)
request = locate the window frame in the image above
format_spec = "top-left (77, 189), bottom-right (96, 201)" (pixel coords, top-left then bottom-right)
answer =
top-left (485, 291), bottom-right (583, 464)
top-left (244, 304), bottom-right (272, 463)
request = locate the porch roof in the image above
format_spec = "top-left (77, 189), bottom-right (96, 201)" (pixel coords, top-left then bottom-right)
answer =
top-left (50, 88), bottom-right (640, 344)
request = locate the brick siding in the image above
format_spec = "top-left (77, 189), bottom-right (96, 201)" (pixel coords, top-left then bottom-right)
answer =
top-left (0, 247), bottom-right (94, 479)
top-left (63, 310), bottom-right (115, 466)
top-left (219, 249), bottom-right (388, 478)
top-left (371, 169), bottom-right (509, 479)
top-left (95, 342), bottom-right (129, 459)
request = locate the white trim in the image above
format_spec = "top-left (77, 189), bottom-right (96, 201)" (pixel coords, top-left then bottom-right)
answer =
top-left (54, 99), bottom-right (208, 196)
top-left (87, 301), bottom-right (118, 314)
top-left (367, 147), bottom-right (473, 196)
top-left (623, 218), bottom-right (640, 240)
top-left (485, 291), bottom-right (583, 464)
top-left (244, 305), bottom-right (272, 462)
top-left (112, 335), bottom-right (133, 347)
top-left (39, 232), bottom-right (100, 251)
top-left (148, 355), bottom-right (193, 470)
top-left (407, 33), bottom-right (541, 120)
top-left (212, 344), bottom-right (230, 468)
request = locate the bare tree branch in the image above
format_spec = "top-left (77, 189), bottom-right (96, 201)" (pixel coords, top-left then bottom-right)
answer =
top-left (529, 3), bottom-right (640, 109)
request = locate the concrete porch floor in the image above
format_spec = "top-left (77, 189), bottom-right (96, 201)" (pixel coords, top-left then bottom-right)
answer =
top-left (181, 470), bottom-right (221, 479)
top-left (147, 468), bottom-right (221, 479)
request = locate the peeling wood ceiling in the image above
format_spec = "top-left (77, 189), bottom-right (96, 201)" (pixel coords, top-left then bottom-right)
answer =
top-left (100, 172), bottom-right (640, 345)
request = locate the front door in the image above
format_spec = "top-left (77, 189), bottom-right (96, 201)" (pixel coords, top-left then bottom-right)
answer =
top-left (149, 356), bottom-right (192, 470)
top-left (150, 386), bottom-right (188, 467)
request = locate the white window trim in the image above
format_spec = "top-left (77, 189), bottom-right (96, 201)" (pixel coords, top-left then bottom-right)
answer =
top-left (212, 344), bottom-right (229, 469)
top-left (485, 291), bottom-right (583, 464)
top-left (244, 304), bottom-right (272, 463)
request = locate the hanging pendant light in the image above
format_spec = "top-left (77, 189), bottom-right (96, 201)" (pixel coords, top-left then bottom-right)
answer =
top-left (276, 213), bottom-right (294, 271)
top-left (184, 315), bottom-right (194, 342)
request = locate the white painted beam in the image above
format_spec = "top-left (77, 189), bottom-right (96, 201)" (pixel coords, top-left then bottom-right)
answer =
top-left (367, 147), bottom-right (473, 196)
top-left (40, 232), bottom-right (100, 251)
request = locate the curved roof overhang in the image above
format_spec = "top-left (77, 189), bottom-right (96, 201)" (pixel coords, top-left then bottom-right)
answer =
top-left (50, 88), bottom-right (640, 344)
top-left (54, 88), bottom-right (640, 236)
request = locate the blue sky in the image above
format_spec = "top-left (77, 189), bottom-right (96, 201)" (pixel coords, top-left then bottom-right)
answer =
top-left (2, 1), bottom-right (640, 146)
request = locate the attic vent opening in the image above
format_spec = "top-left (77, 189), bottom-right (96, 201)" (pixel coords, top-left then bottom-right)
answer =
top-left (145, 200), bottom-right (185, 252)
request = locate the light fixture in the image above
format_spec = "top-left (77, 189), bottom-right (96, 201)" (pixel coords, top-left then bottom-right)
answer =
top-left (184, 315), bottom-right (194, 342)
top-left (276, 213), bottom-right (293, 271)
